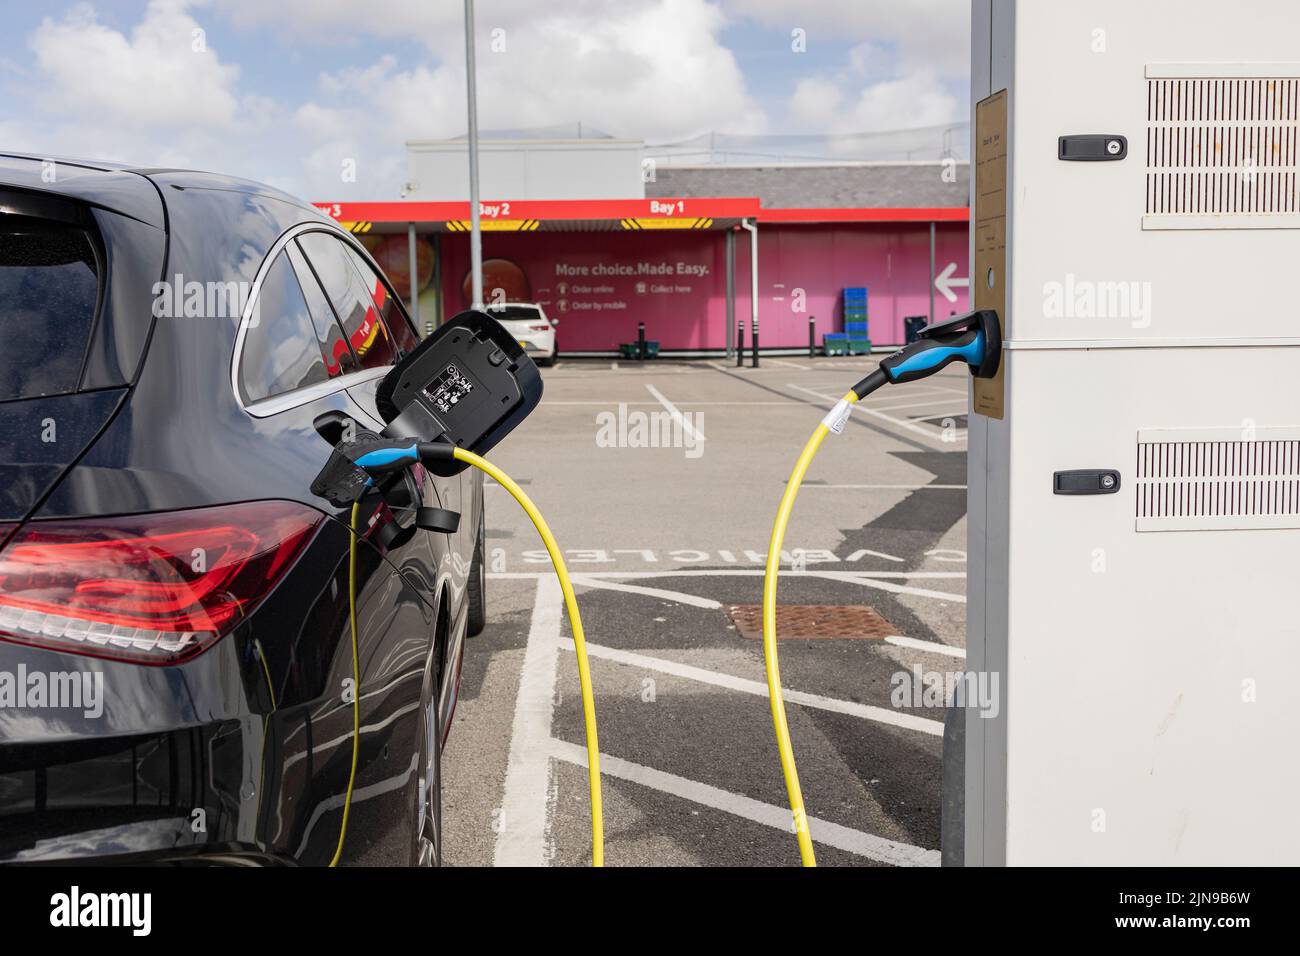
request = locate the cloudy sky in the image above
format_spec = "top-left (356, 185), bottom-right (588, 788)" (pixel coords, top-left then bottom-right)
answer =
top-left (0, 0), bottom-right (970, 199)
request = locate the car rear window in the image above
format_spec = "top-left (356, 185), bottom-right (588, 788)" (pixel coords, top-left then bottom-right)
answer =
top-left (0, 217), bottom-right (99, 401)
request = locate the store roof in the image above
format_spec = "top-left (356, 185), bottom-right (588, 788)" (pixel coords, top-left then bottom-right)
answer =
top-left (646, 161), bottom-right (969, 209)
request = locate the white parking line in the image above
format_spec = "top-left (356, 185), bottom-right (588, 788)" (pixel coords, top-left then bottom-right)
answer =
top-left (494, 576), bottom-right (563, 867)
top-left (541, 401), bottom-right (796, 406)
top-left (885, 635), bottom-right (967, 659)
top-left (488, 569), bottom-right (965, 603)
top-left (856, 385), bottom-right (954, 401)
top-left (569, 575), bottom-right (722, 610)
top-left (645, 383), bottom-right (706, 446)
top-left (816, 571), bottom-right (966, 604)
top-left (799, 484), bottom-right (968, 490)
top-left (788, 383), bottom-right (966, 445)
top-left (872, 396), bottom-right (970, 413)
top-left (489, 569), bottom-right (966, 580)
top-left (549, 739), bottom-right (939, 866)
top-left (558, 638), bottom-right (944, 736)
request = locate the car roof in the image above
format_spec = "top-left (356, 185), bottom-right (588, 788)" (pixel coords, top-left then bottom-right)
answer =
top-left (0, 152), bottom-right (166, 228)
top-left (0, 152), bottom-right (320, 229)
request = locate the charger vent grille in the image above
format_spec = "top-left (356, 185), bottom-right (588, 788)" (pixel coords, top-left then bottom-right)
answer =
top-left (1136, 427), bottom-right (1300, 531)
top-left (1144, 76), bottom-right (1300, 221)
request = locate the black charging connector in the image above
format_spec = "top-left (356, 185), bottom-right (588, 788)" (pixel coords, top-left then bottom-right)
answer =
top-left (311, 310), bottom-right (545, 505)
top-left (375, 310), bottom-right (543, 475)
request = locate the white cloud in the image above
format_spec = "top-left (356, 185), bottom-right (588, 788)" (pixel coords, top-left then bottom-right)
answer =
top-left (787, 76), bottom-right (845, 131)
top-left (3, 0), bottom-right (966, 197)
top-left (29, 0), bottom-right (243, 129)
top-left (852, 72), bottom-right (961, 130)
top-left (5, 0), bottom-right (288, 181)
top-left (280, 0), bottom-right (764, 197)
top-left (729, 0), bottom-right (969, 133)
top-left (728, 0), bottom-right (970, 80)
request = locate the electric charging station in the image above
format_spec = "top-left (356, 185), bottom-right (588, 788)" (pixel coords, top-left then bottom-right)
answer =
top-left (963, 0), bottom-right (1300, 865)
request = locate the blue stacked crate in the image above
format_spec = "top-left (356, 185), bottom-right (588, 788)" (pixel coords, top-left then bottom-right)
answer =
top-left (825, 286), bottom-right (871, 356)
top-left (842, 287), bottom-right (871, 354)
top-left (823, 333), bottom-right (849, 356)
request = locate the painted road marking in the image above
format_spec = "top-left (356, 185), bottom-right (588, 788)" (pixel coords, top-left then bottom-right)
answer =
top-left (872, 396), bottom-right (971, 414)
top-left (558, 638), bottom-right (944, 736)
top-left (488, 570), bottom-right (965, 603)
top-left (569, 575), bottom-right (722, 610)
top-left (549, 739), bottom-right (939, 866)
top-left (494, 576), bottom-right (563, 867)
top-left (885, 635), bottom-right (967, 659)
top-left (645, 383), bottom-right (706, 446)
top-left (798, 483), bottom-right (968, 490)
top-left (788, 383), bottom-right (966, 445)
top-left (538, 400), bottom-right (795, 406)
top-left (488, 569), bottom-right (965, 580)
top-left (816, 570), bottom-right (966, 604)
top-left (854, 385), bottom-right (956, 400)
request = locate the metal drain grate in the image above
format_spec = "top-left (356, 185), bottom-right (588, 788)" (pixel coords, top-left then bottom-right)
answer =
top-left (727, 604), bottom-right (898, 640)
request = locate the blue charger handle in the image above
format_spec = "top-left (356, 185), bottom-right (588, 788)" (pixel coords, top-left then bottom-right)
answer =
top-left (353, 440), bottom-right (457, 477)
top-left (879, 328), bottom-right (985, 384)
top-left (352, 441), bottom-right (420, 480)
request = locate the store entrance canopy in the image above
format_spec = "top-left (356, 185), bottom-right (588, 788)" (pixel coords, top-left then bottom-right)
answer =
top-left (313, 197), bottom-right (762, 234)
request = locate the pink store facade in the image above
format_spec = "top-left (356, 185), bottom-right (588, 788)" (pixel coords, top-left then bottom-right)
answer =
top-left (313, 198), bottom-right (970, 356)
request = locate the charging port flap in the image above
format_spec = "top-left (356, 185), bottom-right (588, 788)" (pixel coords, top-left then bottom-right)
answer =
top-left (374, 310), bottom-right (544, 474)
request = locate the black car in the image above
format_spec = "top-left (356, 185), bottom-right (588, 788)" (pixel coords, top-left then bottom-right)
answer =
top-left (0, 154), bottom-right (487, 865)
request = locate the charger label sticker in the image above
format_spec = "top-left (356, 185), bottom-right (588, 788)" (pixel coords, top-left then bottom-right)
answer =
top-left (822, 399), bottom-right (853, 434)
top-left (424, 362), bottom-right (475, 416)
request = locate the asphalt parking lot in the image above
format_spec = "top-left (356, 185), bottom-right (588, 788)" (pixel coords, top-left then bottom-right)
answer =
top-left (442, 355), bottom-right (971, 867)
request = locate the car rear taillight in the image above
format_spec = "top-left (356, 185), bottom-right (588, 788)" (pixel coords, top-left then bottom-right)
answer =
top-left (0, 501), bottom-right (322, 664)
top-left (528, 324), bottom-right (551, 332)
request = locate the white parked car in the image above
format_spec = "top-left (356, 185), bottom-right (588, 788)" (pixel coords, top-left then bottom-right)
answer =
top-left (486, 302), bottom-right (557, 366)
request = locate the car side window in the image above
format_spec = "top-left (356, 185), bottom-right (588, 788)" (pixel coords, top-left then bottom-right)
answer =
top-left (341, 245), bottom-right (420, 354)
top-left (296, 232), bottom-right (398, 369)
top-left (239, 251), bottom-right (330, 403)
top-left (286, 241), bottom-right (358, 378)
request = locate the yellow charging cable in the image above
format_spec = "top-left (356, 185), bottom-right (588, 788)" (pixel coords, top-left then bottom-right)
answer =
top-left (452, 447), bottom-right (604, 867)
top-left (328, 501), bottom-right (363, 867)
top-left (763, 388), bottom-right (861, 867)
top-left (327, 454), bottom-right (604, 867)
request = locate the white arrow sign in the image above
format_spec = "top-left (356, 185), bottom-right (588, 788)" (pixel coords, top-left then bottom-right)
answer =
top-left (934, 262), bottom-right (969, 303)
